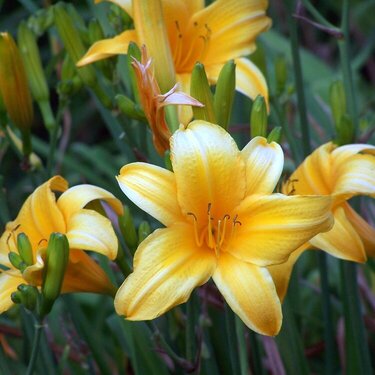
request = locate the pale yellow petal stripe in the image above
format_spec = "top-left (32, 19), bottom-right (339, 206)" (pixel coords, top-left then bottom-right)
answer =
top-left (213, 252), bottom-right (281, 336)
top-left (95, 0), bottom-right (133, 16)
top-left (310, 206), bottom-right (367, 263)
top-left (0, 272), bottom-right (23, 314)
top-left (77, 30), bottom-right (138, 67)
top-left (267, 244), bottom-right (309, 302)
top-left (57, 184), bottom-right (123, 222)
top-left (241, 136), bottom-right (283, 195)
top-left (344, 203), bottom-right (375, 257)
top-left (66, 209), bottom-right (118, 260)
top-left (117, 162), bottom-right (183, 227)
top-left (228, 194), bottom-right (333, 266)
top-left (171, 121), bottom-right (245, 222)
top-left (115, 224), bottom-right (216, 320)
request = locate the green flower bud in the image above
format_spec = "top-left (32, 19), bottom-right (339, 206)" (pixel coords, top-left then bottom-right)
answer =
top-left (190, 63), bottom-right (216, 123)
top-left (17, 284), bottom-right (38, 312)
top-left (213, 60), bottom-right (235, 130)
top-left (275, 55), bottom-right (287, 95)
top-left (54, 3), bottom-right (96, 87)
top-left (267, 127), bottom-right (283, 144)
top-left (17, 233), bottom-right (34, 266)
top-left (335, 114), bottom-right (354, 146)
top-left (329, 80), bottom-right (346, 127)
top-left (17, 22), bottom-right (49, 103)
top-left (41, 232), bottom-right (70, 316)
top-left (138, 221), bottom-right (151, 245)
top-left (118, 206), bottom-right (138, 253)
top-left (8, 251), bottom-right (23, 270)
top-left (116, 94), bottom-right (146, 121)
top-left (11, 291), bottom-right (22, 304)
top-left (250, 95), bottom-right (268, 138)
top-left (127, 42), bottom-right (142, 104)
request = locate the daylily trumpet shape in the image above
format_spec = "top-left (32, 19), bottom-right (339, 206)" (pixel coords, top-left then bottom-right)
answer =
top-left (132, 46), bottom-right (203, 154)
top-left (115, 121), bottom-right (333, 336)
top-left (283, 142), bottom-right (375, 263)
top-left (0, 176), bottom-right (123, 314)
top-left (78, 0), bottom-right (271, 122)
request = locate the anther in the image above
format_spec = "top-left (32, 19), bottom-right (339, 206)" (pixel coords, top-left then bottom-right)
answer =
top-left (38, 238), bottom-right (47, 246)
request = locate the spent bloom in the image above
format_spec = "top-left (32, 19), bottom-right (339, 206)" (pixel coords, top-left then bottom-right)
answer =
top-left (78, 0), bottom-right (271, 122)
top-left (0, 176), bottom-right (123, 314)
top-left (283, 142), bottom-right (375, 262)
top-left (115, 121), bottom-right (333, 336)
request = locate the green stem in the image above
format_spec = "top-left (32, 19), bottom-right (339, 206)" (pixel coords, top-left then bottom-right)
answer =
top-left (249, 331), bottom-right (263, 375)
top-left (300, 0), bottom-right (337, 29)
top-left (26, 319), bottom-right (43, 375)
top-left (185, 295), bottom-right (196, 362)
top-left (115, 245), bottom-right (132, 278)
top-left (224, 304), bottom-right (240, 375)
top-left (286, 1), bottom-right (311, 156)
top-left (235, 316), bottom-right (251, 375)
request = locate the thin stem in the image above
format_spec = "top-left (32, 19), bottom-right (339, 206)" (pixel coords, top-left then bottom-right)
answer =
top-left (115, 245), bottom-right (132, 278)
top-left (26, 319), bottom-right (43, 375)
top-left (224, 303), bottom-right (240, 375)
top-left (185, 295), bottom-right (196, 362)
top-left (249, 331), bottom-right (263, 375)
top-left (300, 0), bottom-right (337, 29)
top-left (235, 316), bottom-right (251, 375)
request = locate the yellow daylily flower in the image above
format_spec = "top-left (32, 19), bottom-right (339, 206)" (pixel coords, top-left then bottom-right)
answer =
top-left (283, 142), bottom-right (375, 263)
top-left (0, 176), bottom-right (123, 314)
top-left (115, 121), bottom-right (333, 336)
top-left (78, 0), bottom-right (271, 122)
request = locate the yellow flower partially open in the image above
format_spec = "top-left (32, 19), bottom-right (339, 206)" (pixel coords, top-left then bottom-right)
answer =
top-left (284, 142), bottom-right (375, 262)
top-left (78, 0), bottom-right (271, 122)
top-left (115, 121), bottom-right (333, 336)
top-left (0, 176), bottom-right (123, 314)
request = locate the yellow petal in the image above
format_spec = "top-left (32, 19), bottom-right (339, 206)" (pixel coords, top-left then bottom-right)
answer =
top-left (193, 0), bottom-right (271, 65)
top-left (115, 224), bottom-right (216, 320)
top-left (95, 0), bottom-right (133, 16)
top-left (213, 251), bottom-right (281, 336)
top-left (228, 194), bottom-right (333, 266)
top-left (267, 244), bottom-right (309, 302)
top-left (15, 176), bottom-right (67, 251)
top-left (310, 206), bottom-right (367, 262)
top-left (171, 121), bottom-right (245, 223)
top-left (241, 136), bottom-right (283, 195)
top-left (0, 272), bottom-right (23, 314)
top-left (62, 250), bottom-right (116, 295)
top-left (331, 143), bottom-right (375, 165)
top-left (77, 30), bottom-right (138, 67)
top-left (117, 162), bottom-right (184, 226)
top-left (344, 203), bottom-right (375, 257)
top-left (66, 209), bottom-right (118, 260)
top-left (57, 184), bottom-right (123, 222)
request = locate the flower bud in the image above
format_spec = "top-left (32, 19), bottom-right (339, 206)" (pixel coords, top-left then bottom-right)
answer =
top-left (11, 291), bottom-right (22, 304)
top-left (133, 0), bottom-right (175, 93)
top-left (213, 60), bottom-right (235, 130)
top-left (17, 284), bottom-right (38, 312)
top-left (190, 63), bottom-right (216, 123)
top-left (17, 233), bottom-right (34, 266)
top-left (267, 127), bottom-right (283, 143)
top-left (41, 232), bottom-right (70, 315)
top-left (329, 80), bottom-right (346, 127)
top-left (0, 32), bottom-right (34, 134)
top-left (138, 221), bottom-right (151, 244)
top-left (335, 114), bottom-right (354, 146)
top-left (116, 94), bottom-right (146, 121)
top-left (8, 252), bottom-right (24, 270)
top-left (250, 95), bottom-right (267, 138)
top-left (118, 206), bottom-right (138, 253)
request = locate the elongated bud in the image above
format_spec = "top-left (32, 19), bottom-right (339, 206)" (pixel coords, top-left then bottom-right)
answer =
top-left (41, 232), bottom-right (69, 315)
top-left (138, 221), bottom-right (151, 244)
top-left (275, 55), bottom-right (287, 95)
top-left (329, 80), bottom-right (346, 127)
top-left (214, 60), bottom-right (235, 130)
top-left (118, 206), bottom-right (138, 253)
top-left (17, 233), bottom-right (34, 266)
top-left (335, 114), bottom-right (354, 146)
top-left (11, 291), bottom-right (22, 304)
top-left (17, 284), bottom-right (39, 312)
top-left (17, 22), bottom-right (49, 103)
top-left (0, 33), bottom-right (34, 136)
top-left (116, 94), bottom-right (146, 121)
top-left (267, 127), bottom-right (282, 143)
top-left (54, 3), bottom-right (96, 87)
top-left (8, 252), bottom-right (24, 270)
top-left (250, 95), bottom-right (268, 138)
top-left (133, 0), bottom-right (175, 92)
top-left (127, 42), bottom-right (142, 104)
top-left (191, 63), bottom-right (216, 123)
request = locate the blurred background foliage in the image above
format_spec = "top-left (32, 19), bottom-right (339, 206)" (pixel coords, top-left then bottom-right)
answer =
top-left (0, 0), bottom-right (374, 374)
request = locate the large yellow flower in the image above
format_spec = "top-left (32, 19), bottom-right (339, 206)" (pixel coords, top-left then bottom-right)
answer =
top-left (78, 0), bottom-right (271, 119)
top-left (283, 142), bottom-right (375, 263)
top-left (115, 121), bottom-right (333, 336)
top-left (0, 176), bottom-right (123, 314)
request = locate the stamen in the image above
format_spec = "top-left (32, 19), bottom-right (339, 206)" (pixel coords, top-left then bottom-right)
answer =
top-left (230, 214), bottom-right (242, 239)
top-left (38, 238), bottom-right (47, 246)
top-left (218, 214), bottom-right (230, 247)
top-left (207, 203), bottom-right (214, 248)
top-left (187, 212), bottom-right (203, 247)
top-left (173, 20), bottom-right (184, 65)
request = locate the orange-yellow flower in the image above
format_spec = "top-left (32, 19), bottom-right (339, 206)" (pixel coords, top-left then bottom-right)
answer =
top-left (0, 176), bottom-right (123, 314)
top-left (283, 142), bottom-right (375, 263)
top-left (115, 121), bottom-right (333, 335)
top-left (78, 0), bottom-right (271, 122)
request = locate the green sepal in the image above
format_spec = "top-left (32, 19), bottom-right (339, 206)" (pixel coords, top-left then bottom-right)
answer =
top-left (213, 60), bottom-right (235, 130)
top-left (190, 63), bottom-right (216, 123)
